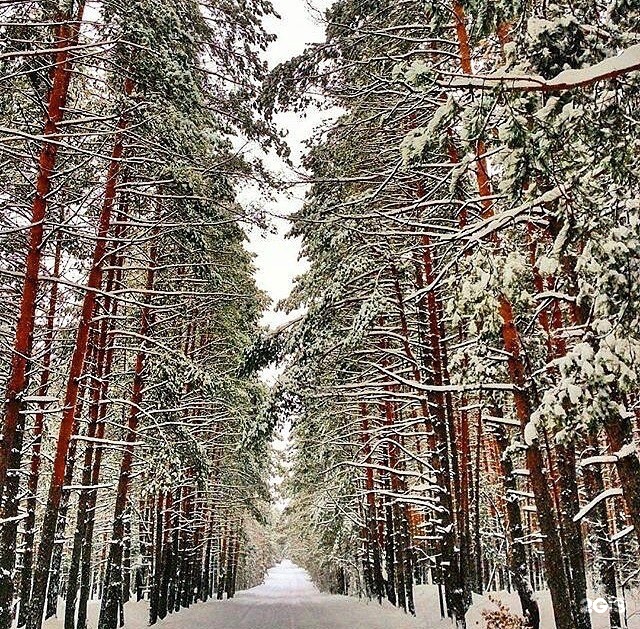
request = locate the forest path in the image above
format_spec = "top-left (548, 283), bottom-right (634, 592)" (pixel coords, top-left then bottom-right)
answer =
top-left (154, 560), bottom-right (427, 629)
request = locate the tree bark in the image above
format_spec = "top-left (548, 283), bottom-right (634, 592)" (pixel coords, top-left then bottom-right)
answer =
top-left (0, 1), bottom-right (85, 499)
top-left (498, 296), bottom-right (575, 629)
top-left (17, 227), bottom-right (63, 628)
top-left (359, 403), bottom-right (385, 602)
top-left (65, 227), bottom-right (125, 629)
top-left (493, 421), bottom-right (540, 629)
top-left (554, 442), bottom-right (590, 629)
top-left (99, 233), bottom-right (157, 629)
top-left (149, 492), bottom-right (164, 626)
top-left (603, 413), bottom-right (640, 548)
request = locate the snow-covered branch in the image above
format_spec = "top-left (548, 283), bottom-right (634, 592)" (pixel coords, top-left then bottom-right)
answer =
top-left (443, 43), bottom-right (640, 92)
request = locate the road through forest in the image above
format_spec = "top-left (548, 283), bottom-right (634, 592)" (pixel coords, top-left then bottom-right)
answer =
top-left (151, 561), bottom-right (426, 629)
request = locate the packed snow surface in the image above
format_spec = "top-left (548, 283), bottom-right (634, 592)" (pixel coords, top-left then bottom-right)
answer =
top-left (44, 561), bottom-right (426, 629)
top-left (158, 561), bottom-right (424, 629)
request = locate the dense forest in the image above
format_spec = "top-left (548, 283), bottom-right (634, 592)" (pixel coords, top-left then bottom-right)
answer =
top-left (1, 1), bottom-right (640, 629)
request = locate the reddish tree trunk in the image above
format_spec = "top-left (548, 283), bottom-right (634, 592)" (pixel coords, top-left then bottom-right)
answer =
top-left (16, 228), bottom-right (63, 628)
top-left (448, 10), bottom-right (579, 622)
top-left (528, 229), bottom-right (589, 629)
top-left (451, 1), bottom-right (492, 218)
top-left (416, 233), bottom-right (468, 626)
top-left (65, 233), bottom-right (125, 629)
top-left (0, 3), bottom-right (85, 497)
top-left (76, 237), bottom-right (128, 629)
top-left (498, 296), bottom-right (575, 629)
top-left (99, 234), bottom-right (157, 629)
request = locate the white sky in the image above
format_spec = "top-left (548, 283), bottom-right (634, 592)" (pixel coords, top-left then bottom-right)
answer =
top-left (248, 0), bottom-right (335, 510)
top-left (245, 0), bottom-right (334, 330)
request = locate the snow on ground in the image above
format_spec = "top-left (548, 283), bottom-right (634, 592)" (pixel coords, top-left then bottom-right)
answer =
top-left (42, 563), bottom-right (640, 628)
top-left (43, 561), bottom-right (426, 629)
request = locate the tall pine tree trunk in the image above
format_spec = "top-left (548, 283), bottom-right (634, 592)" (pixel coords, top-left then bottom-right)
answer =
top-left (554, 442), bottom-right (590, 629)
top-left (498, 296), bottom-right (575, 629)
top-left (17, 227), bottom-right (63, 627)
top-left (420, 235), bottom-right (467, 628)
top-left (65, 210), bottom-right (127, 629)
top-left (529, 233), bottom-right (590, 629)
top-left (149, 491), bottom-right (164, 626)
top-left (582, 449), bottom-right (622, 629)
top-left (447, 8), bottom-right (580, 621)
top-left (359, 404), bottom-right (385, 602)
top-left (77, 244), bottom-right (128, 629)
top-left (493, 420), bottom-right (540, 629)
top-left (99, 236), bottom-right (156, 629)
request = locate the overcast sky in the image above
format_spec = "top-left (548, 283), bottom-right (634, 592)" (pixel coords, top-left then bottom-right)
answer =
top-left (245, 0), bottom-right (334, 329)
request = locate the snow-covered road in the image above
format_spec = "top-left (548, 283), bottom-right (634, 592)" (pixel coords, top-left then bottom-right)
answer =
top-left (154, 560), bottom-right (425, 629)
top-left (43, 560), bottom-right (640, 628)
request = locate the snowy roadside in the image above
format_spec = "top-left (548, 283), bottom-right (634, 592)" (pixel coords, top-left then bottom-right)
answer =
top-left (413, 585), bottom-right (640, 629)
top-left (39, 561), bottom-right (640, 629)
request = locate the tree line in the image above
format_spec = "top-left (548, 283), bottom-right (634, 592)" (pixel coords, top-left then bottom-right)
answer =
top-left (0, 1), bottom-right (279, 628)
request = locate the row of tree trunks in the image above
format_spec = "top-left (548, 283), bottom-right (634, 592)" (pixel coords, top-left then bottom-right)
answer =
top-left (0, 3), bottom-right (269, 629)
top-left (26, 75), bottom-right (135, 629)
top-left (528, 231), bottom-right (590, 629)
top-left (358, 403), bottom-right (385, 603)
top-left (146, 489), bottom-right (223, 625)
top-left (497, 296), bottom-right (576, 629)
top-left (216, 521), bottom-right (240, 602)
top-left (417, 231), bottom-right (468, 628)
top-left (0, 6), bottom-right (87, 626)
top-left (448, 7), bottom-right (582, 627)
top-left (375, 315), bottom-right (417, 614)
top-left (562, 247), bottom-right (640, 588)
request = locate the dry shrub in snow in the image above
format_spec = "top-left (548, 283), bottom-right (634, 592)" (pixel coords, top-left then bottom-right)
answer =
top-left (481, 596), bottom-right (525, 629)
